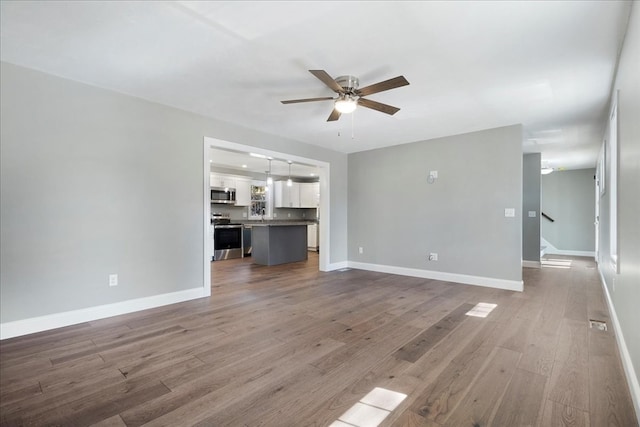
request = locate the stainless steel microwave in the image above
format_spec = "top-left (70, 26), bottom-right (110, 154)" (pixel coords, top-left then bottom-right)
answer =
top-left (211, 186), bottom-right (236, 204)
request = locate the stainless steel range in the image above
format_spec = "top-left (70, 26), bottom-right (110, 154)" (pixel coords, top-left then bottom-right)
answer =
top-left (212, 213), bottom-right (243, 260)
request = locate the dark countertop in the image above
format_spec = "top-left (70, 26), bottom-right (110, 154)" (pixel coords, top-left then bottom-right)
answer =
top-left (249, 222), bottom-right (310, 227)
top-left (241, 220), bottom-right (318, 226)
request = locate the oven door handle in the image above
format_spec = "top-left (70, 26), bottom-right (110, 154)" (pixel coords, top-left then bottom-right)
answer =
top-left (214, 225), bottom-right (243, 229)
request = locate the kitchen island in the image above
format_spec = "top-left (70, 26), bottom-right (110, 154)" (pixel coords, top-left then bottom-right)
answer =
top-left (251, 223), bottom-right (308, 266)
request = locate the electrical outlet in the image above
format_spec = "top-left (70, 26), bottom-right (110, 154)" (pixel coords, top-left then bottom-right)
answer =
top-left (429, 253), bottom-right (438, 261)
top-left (242, 212), bottom-right (247, 218)
top-left (288, 213), bottom-right (291, 218)
top-left (109, 274), bottom-right (118, 287)
top-left (358, 246), bottom-right (364, 254)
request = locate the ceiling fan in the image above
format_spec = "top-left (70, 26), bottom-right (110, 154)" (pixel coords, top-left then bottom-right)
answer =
top-left (281, 70), bottom-right (409, 122)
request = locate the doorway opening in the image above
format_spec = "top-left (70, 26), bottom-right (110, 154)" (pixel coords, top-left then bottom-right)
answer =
top-left (202, 137), bottom-right (331, 294)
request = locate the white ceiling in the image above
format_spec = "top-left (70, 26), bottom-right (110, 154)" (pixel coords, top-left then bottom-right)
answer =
top-left (1, 1), bottom-right (631, 170)
top-left (210, 147), bottom-right (319, 179)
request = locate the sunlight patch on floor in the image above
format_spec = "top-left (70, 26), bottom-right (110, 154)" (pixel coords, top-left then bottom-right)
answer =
top-left (330, 387), bottom-right (407, 427)
top-left (541, 258), bottom-right (573, 269)
top-left (465, 302), bottom-right (497, 318)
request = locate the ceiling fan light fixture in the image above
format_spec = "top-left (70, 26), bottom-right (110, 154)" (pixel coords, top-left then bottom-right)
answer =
top-left (335, 96), bottom-right (357, 114)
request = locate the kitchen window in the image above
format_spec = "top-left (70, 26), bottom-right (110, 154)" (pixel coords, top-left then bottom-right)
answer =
top-left (249, 181), bottom-right (273, 219)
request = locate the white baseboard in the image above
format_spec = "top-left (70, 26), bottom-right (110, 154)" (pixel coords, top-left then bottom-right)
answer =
top-left (324, 261), bottom-right (349, 272)
top-left (0, 287), bottom-right (208, 340)
top-left (598, 269), bottom-right (640, 422)
top-left (522, 260), bottom-right (541, 268)
top-left (347, 261), bottom-right (523, 292)
top-left (544, 249), bottom-right (596, 257)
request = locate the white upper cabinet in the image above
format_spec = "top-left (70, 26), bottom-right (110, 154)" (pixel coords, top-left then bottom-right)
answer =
top-left (210, 173), bottom-right (236, 189)
top-left (300, 182), bottom-right (320, 208)
top-left (275, 181), bottom-right (319, 208)
top-left (275, 181), bottom-right (300, 208)
top-left (234, 177), bottom-right (251, 206)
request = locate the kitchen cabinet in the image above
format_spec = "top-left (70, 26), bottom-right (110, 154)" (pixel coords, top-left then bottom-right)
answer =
top-left (300, 182), bottom-right (320, 208)
top-left (275, 181), bottom-right (319, 208)
top-left (234, 177), bottom-right (251, 206)
top-left (252, 223), bottom-right (308, 265)
top-left (210, 173), bottom-right (236, 189)
top-left (307, 223), bottom-right (318, 251)
top-left (274, 181), bottom-right (300, 208)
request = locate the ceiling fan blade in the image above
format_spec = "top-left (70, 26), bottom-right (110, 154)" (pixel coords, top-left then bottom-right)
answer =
top-left (309, 70), bottom-right (344, 93)
top-left (327, 109), bottom-right (342, 122)
top-left (356, 76), bottom-right (409, 97)
top-left (281, 96), bottom-right (334, 104)
top-left (357, 98), bottom-right (401, 115)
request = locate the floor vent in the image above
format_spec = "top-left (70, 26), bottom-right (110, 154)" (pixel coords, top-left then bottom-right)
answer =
top-left (589, 319), bottom-right (608, 331)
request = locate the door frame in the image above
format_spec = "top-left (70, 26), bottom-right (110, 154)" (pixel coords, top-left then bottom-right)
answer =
top-left (202, 137), bottom-right (331, 294)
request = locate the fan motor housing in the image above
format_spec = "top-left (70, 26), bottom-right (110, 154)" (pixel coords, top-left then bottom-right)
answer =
top-left (335, 75), bottom-right (359, 91)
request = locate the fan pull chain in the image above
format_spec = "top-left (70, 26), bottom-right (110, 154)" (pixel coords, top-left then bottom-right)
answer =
top-left (351, 109), bottom-right (355, 139)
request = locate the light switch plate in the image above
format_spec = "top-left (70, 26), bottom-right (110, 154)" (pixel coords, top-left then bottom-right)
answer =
top-left (504, 208), bottom-right (515, 217)
top-left (528, 211), bottom-right (537, 217)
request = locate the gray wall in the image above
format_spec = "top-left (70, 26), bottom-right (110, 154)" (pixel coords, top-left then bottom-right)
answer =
top-left (598, 2), bottom-right (640, 394)
top-left (523, 153), bottom-right (541, 262)
top-left (0, 62), bottom-right (348, 323)
top-left (348, 125), bottom-right (523, 282)
top-left (541, 169), bottom-right (596, 252)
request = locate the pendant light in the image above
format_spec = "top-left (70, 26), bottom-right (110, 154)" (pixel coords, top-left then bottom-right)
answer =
top-left (287, 161), bottom-right (293, 187)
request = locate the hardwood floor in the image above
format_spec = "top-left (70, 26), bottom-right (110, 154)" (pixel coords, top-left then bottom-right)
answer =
top-left (1, 254), bottom-right (637, 426)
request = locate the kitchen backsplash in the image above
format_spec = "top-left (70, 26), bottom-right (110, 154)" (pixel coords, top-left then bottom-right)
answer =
top-left (211, 204), bottom-right (317, 221)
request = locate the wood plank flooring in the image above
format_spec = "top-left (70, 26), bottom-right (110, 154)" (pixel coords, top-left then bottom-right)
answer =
top-left (1, 254), bottom-right (637, 426)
